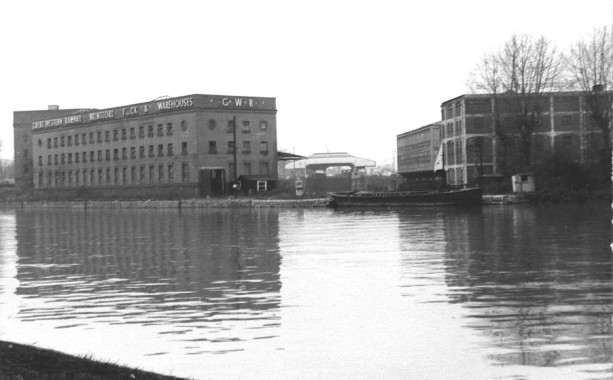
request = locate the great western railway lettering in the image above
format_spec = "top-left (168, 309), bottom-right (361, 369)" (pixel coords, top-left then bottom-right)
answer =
top-left (221, 98), bottom-right (255, 107)
top-left (156, 97), bottom-right (194, 111)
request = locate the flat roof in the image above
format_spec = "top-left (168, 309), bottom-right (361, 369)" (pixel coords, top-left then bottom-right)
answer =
top-left (31, 93), bottom-right (276, 133)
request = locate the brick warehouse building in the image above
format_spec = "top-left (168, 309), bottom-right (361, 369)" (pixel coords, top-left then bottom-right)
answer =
top-left (15, 94), bottom-right (277, 199)
top-left (439, 92), bottom-right (605, 189)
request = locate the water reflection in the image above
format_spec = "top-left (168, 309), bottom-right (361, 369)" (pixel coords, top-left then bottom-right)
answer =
top-left (398, 204), bottom-right (612, 375)
top-left (12, 208), bottom-right (281, 349)
top-left (0, 204), bottom-right (610, 379)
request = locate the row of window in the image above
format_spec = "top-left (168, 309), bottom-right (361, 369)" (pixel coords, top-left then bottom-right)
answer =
top-left (37, 119), bottom-right (270, 149)
top-left (39, 143), bottom-right (187, 166)
top-left (210, 141), bottom-right (269, 154)
top-left (446, 167), bottom-right (464, 185)
top-left (38, 163), bottom-right (188, 188)
top-left (38, 122), bottom-right (183, 149)
top-left (38, 140), bottom-right (270, 167)
top-left (37, 160), bottom-right (271, 189)
top-left (212, 119), bottom-right (268, 132)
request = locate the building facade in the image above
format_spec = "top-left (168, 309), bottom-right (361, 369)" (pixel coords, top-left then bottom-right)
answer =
top-left (24, 94), bottom-right (277, 199)
top-left (439, 92), bottom-right (603, 188)
top-left (396, 122), bottom-right (442, 189)
top-left (14, 106), bottom-right (85, 189)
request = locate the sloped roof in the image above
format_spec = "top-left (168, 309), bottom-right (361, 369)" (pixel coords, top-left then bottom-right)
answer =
top-left (285, 152), bottom-right (376, 170)
top-left (277, 151), bottom-right (307, 161)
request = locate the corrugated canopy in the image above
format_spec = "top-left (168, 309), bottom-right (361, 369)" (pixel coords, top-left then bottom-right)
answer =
top-left (285, 152), bottom-right (376, 170)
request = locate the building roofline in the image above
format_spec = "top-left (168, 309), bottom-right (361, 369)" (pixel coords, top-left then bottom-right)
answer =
top-left (440, 90), bottom-right (612, 106)
top-left (396, 121), bottom-right (441, 139)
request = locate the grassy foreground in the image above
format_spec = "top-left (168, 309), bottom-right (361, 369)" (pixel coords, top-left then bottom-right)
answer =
top-left (0, 341), bottom-right (187, 379)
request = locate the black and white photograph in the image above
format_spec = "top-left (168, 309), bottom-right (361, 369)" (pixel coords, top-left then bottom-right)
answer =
top-left (0, 1), bottom-right (611, 379)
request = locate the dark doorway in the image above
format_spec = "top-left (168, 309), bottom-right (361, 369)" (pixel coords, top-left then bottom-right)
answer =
top-left (198, 168), bottom-right (225, 197)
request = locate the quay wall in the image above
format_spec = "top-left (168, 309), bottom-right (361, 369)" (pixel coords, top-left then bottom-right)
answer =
top-left (0, 198), bottom-right (329, 209)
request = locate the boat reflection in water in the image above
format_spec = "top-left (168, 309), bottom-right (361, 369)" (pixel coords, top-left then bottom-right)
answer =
top-left (397, 203), bottom-right (611, 377)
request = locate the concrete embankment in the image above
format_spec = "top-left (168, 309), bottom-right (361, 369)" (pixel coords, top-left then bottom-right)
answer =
top-left (0, 198), bottom-right (330, 209)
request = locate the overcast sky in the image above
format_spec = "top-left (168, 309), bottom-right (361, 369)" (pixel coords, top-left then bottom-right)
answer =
top-left (1, 0), bottom-right (611, 166)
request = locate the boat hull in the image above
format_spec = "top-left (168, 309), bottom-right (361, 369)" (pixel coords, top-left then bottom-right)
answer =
top-left (330, 188), bottom-right (483, 208)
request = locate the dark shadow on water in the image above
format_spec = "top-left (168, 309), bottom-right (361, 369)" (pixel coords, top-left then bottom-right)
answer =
top-left (397, 203), bottom-right (612, 373)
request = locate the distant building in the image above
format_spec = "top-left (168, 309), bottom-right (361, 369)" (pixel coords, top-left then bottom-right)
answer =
top-left (284, 152), bottom-right (376, 195)
top-left (18, 94), bottom-right (277, 199)
top-left (396, 122), bottom-right (442, 190)
top-left (439, 92), bottom-right (605, 189)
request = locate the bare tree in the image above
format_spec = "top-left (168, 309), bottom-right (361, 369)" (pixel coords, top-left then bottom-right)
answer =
top-left (468, 34), bottom-right (563, 172)
top-left (565, 26), bottom-right (612, 172)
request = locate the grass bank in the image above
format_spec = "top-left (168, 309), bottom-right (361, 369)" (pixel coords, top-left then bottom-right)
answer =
top-left (0, 341), bottom-right (186, 380)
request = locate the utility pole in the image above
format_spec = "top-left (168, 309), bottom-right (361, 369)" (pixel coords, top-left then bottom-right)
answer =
top-left (233, 115), bottom-right (238, 182)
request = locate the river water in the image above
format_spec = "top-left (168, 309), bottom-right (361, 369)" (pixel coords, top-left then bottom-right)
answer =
top-left (0, 203), bottom-right (610, 379)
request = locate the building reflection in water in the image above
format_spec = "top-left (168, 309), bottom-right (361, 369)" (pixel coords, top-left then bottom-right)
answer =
top-left (398, 204), bottom-right (612, 373)
top-left (12, 208), bottom-right (281, 348)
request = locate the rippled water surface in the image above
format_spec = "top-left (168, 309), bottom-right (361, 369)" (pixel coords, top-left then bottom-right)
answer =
top-left (0, 204), bottom-right (610, 379)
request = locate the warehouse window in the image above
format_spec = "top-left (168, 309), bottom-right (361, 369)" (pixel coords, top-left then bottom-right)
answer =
top-left (259, 162), bottom-right (269, 175)
top-left (181, 163), bottom-right (189, 183)
top-left (260, 141), bottom-right (268, 154)
top-left (168, 163), bottom-right (174, 182)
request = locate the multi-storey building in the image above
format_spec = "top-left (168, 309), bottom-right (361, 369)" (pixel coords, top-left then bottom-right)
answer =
top-left (396, 122), bottom-right (442, 189)
top-left (439, 92), bottom-right (604, 187)
top-left (14, 106), bottom-right (85, 189)
top-left (22, 94), bottom-right (277, 199)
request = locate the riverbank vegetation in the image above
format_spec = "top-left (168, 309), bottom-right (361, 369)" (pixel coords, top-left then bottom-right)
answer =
top-left (0, 341), bottom-right (186, 380)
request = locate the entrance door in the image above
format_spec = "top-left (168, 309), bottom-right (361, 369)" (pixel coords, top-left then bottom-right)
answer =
top-left (198, 168), bottom-right (226, 197)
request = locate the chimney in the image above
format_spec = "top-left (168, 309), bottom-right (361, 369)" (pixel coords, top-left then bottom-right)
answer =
top-left (48, 105), bottom-right (59, 110)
